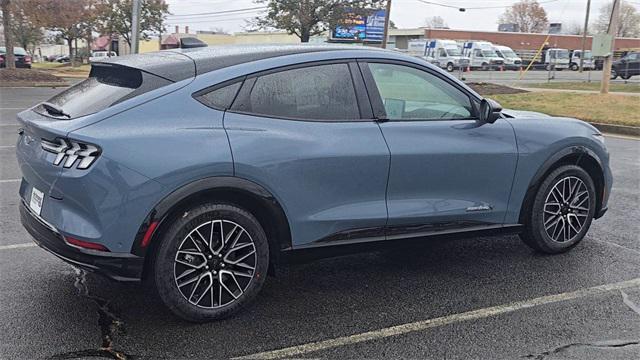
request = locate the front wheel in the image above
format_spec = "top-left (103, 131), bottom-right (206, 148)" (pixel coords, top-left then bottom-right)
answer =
top-left (446, 63), bottom-right (455, 72)
top-left (520, 165), bottom-right (596, 254)
top-left (621, 74), bottom-right (632, 80)
top-left (570, 63), bottom-right (579, 71)
top-left (153, 203), bottom-right (269, 322)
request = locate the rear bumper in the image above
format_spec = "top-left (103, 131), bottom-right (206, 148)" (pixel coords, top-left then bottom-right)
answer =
top-left (20, 201), bottom-right (143, 282)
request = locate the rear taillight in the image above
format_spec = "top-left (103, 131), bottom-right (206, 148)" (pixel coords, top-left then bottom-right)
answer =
top-left (41, 138), bottom-right (101, 169)
top-left (25, 56), bottom-right (32, 64)
top-left (65, 236), bottom-right (109, 251)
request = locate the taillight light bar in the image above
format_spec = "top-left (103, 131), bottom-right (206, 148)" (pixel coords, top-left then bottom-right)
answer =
top-left (41, 138), bottom-right (101, 170)
top-left (65, 236), bottom-right (110, 252)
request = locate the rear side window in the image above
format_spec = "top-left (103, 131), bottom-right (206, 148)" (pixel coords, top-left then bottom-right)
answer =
top-left (34, 64), bottom-right (171, 119)
top-left (233, 63), bottom-right (360, 121)
top-left (195, 81), bottom-right (242, 110)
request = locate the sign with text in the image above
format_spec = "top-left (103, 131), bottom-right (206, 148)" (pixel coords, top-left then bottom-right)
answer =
top-left (332, 9), bottom-right (386, 42)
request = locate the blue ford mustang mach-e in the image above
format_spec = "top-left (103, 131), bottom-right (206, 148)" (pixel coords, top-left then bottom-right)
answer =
top-left (16, 45), bottom-right (612, 321)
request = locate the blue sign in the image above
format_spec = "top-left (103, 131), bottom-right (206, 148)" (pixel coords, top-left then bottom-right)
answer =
top-left (332, 9), bottom-right (386, 42)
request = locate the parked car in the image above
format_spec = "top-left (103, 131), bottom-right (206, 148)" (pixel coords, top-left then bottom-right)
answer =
top-left (54, 55), bottom-right (70, 63)
top-left (610, 51), bottom-right (640, 79)
top-left (89, 50), bottom-right (117, 63)
top-left (0, 46), bottom-right (32, 68)
top-left (17, 45), bottom-right (612, 322)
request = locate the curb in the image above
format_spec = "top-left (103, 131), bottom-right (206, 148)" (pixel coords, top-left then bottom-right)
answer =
top-left (0, 81), bottom-right (69, 88)
top-left (589, 122), bottom-right (640, 137)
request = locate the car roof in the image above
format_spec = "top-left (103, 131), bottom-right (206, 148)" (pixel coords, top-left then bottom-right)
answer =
top-left (94, 44), bottom-right (379, 82)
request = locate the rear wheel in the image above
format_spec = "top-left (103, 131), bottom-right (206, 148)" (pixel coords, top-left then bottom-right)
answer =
top-left (153, 203), bottom-right (269, 322)
top-left (610, 69), bottom-right (618, 79)
top-left (520, 165), bottom-right (596, 254)
top-left (621, 74), bottom-right (632, 80)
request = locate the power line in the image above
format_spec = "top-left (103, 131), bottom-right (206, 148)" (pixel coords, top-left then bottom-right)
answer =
top-left (166, 6), bottom-right (266, 17)
top-left (414, 0), bottom-right (561, 11)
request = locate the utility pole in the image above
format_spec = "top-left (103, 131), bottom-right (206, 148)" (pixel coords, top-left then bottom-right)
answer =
top-left (579, 0), bottom-right (591, 73)
top-left (600, 0), bottom-right (619, 94)
top-left (130, 0), bottom-right (142, 54)
top-left (381, 0), bottom-right (392, 49)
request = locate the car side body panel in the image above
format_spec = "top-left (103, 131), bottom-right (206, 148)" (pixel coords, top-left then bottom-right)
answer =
top-left (504, 116), bottom-right (612, 224)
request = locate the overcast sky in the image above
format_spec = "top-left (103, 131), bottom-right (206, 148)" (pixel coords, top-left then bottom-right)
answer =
top-left (163, 0), bottom-right (639, 35)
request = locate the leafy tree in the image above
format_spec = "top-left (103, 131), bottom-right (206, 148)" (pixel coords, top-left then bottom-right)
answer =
top-left (97, 0), bottom-right (168, 48)
top-left (254, 0), bottom-right (386, 42)
top-left (30, 0), bottom-right (94, 66)
top-left (594, 1), bottom-right (640, 38)
top-left (1, 0), bottom-right (15, 69)
top-left (499, 0), bottom-right (548, 33)
top-left (424, 15), bottom-right (447, 29)
top-left (10, 0), bottom-right (44, 52)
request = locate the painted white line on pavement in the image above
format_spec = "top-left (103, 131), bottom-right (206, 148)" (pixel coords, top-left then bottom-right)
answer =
top-left (0, 243), bottom-right (37, 251)
top-left (0, 124), bottom-right (19, 127)
top-left (0, 179), bottom-right (20, 183)
top-left (603, 133), bottom-right (640, 141)
top-left (234, 277), bottom-right (640, 359)
top-left (0, 145), bottom-right (16, 149)
top-left (0, 107), bottom-right (25, 110)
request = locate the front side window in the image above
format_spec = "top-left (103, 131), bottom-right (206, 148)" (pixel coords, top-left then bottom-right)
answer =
top-left (368, 62), bottom-right (473, 121)
top-left (238, 63), bottom-right (360, 121)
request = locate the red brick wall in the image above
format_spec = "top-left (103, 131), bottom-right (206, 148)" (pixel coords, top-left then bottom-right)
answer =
top-left (424, 29), bottom-right (640, 51)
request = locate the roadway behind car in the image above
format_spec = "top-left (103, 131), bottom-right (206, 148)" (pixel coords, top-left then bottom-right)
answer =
top-left (0, 86), bottom-right (639, 358)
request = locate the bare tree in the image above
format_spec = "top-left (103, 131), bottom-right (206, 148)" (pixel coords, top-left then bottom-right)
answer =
top-left (1, 0), bottom-right (15, 69)
top-left (424, 15), bottom-right (447, 29)
top-left (564, 22), bottom-right (586, 35)
top-left (499, 0), bottom-right (548, 33)
top-left (594, 1), bottom-right (640, 37)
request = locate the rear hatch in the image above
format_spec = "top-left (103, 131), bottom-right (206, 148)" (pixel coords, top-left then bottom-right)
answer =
top-left (16, 57), bottom-right (190, 203)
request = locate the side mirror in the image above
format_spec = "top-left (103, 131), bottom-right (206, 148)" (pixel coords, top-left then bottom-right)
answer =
top-left (479, 98), bottom-right (502, 124)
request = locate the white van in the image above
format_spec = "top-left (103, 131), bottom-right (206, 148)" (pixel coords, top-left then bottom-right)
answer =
top-left (462, 41), bottom-right (505, 70)
top-left (493, 45), bottom-right (522, 70)
top-left (423, 39), bottom-right (470, 72)
top-left (89, 51), bottom-right (117, 63)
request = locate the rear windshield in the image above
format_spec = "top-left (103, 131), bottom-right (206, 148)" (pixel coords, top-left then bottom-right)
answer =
top-left (0, 47), bottom-right (27, 55)
top-left (34, 64), bottom-right (171, 119)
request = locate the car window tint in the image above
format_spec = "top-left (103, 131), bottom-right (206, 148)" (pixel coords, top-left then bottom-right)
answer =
top-left (244, 63), bottom-right (360, 121)
top-left (196, 81), bottom-right (242, 110)
top-left (33, 64), bottom-right (171, 119)
top-left (368, 63), bottom-right (473, 121)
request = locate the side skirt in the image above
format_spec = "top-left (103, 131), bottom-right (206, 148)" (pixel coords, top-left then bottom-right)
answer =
top-left (280, 224), bottom-right (523, 264)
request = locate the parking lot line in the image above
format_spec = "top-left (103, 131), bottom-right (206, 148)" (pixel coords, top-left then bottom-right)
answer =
top-left (0, 243), bottom-right (36, 251)
top-left (234, 277), bottom-right (640, 360)
top-left (0, 179), bottom-right (20, 183)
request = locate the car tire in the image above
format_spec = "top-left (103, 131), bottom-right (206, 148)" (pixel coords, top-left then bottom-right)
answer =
top-left (570, 63), bottom-right (578, 71)
top-left (446, 63), bottom-right (454, 72)
top-left (153, 202), bottom-right (269, 322)
top-left (610, 69), bottom-right (618, 79)
top-left (520, 165), bottom-right (596, 254)
top-left (481, 63), bottom-right (489, 71)
top-left (621, 74), bottom-right (632, 80)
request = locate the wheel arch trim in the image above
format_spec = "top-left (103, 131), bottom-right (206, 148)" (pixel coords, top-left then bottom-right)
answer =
top-left (131, 176), bottom-right (292, 261)
top-left (519, 145), bottom-right (606, 223)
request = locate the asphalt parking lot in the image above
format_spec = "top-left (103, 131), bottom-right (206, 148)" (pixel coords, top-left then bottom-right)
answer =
top-left (1, 85), bottom-right (639, 359)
